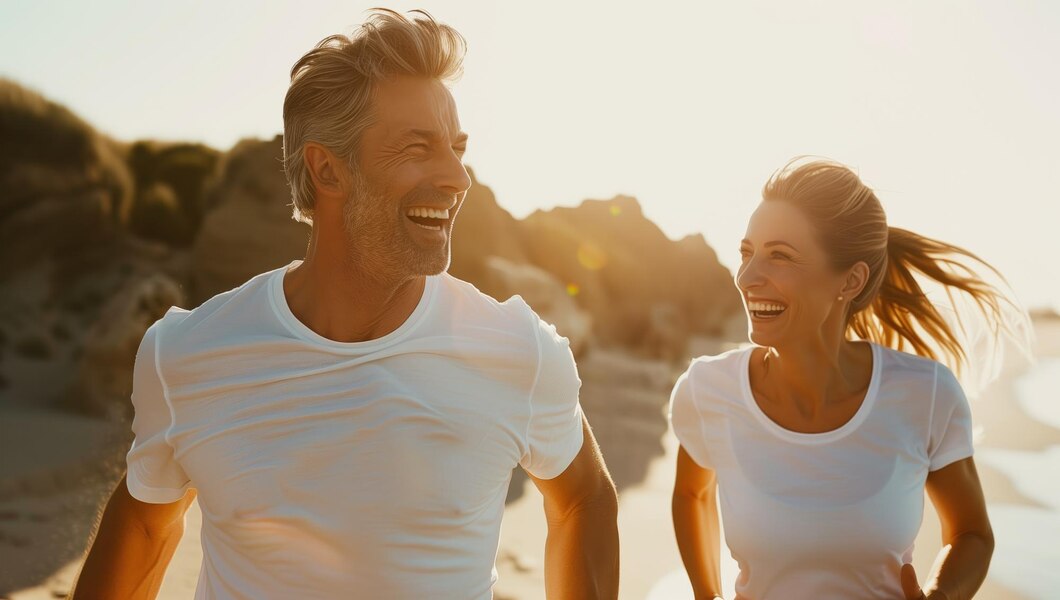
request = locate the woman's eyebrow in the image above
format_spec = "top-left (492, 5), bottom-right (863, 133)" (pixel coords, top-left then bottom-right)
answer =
top-left (764, 241), bottom-right (799, 252)
top-left (740, 239), bottom-right (800, 252)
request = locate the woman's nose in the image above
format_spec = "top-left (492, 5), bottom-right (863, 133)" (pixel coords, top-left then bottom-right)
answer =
top-left (736, 257), bottom-right (765, 291)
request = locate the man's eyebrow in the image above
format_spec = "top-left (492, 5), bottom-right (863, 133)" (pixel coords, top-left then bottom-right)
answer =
top-left (400, 129), bottom-right (469, 144)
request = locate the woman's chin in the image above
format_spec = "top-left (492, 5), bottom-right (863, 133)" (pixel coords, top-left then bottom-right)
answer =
top-left (747, 327), bottom-right (784, 348)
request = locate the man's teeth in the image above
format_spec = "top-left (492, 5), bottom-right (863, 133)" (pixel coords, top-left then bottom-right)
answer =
top-left (407, 207), bottom-right (450, 219)
top-left (748, 302), bottom-right (786, 312)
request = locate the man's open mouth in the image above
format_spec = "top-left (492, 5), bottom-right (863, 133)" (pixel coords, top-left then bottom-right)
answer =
top-left (748, 301), bottom-right (788, 319)
top-left (406, 207), bottom-right (450, 231)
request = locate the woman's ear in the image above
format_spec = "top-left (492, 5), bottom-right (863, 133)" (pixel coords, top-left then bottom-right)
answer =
top-left (840, 261), bottom-right (871, 301)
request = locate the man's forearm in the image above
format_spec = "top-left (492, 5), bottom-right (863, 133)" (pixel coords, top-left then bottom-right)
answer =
top-left (73, 525), bottom-right (181, 600)
top-left (71, 484), bottom-right (187, 600)
top-left (542, 491), bottom-right (620, 600)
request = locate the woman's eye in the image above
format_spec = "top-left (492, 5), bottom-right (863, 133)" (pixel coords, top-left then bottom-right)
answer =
top-left (771, 252), bottom-right (791, 260)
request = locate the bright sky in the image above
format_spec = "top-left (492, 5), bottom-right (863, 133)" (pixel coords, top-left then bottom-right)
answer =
top-left (3, 0), bottom-right (1058, 309)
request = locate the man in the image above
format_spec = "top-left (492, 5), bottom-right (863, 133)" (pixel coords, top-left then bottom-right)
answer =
top-left (73, 9), bottom-right (619, 599)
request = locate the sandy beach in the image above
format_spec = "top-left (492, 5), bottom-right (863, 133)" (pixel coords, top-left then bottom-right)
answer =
top-left (3, 320), bottom-right (1059, 599)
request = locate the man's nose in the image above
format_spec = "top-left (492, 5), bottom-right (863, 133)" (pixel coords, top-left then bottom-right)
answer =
top-left (435, 149), bottom-right (472, 197)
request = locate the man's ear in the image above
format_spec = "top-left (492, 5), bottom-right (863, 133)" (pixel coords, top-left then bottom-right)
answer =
top-left (303, 142), bottom-right (347, 202)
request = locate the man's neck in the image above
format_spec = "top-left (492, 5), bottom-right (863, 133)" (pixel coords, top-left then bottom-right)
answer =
top-left (282, 244), bottom-right (427, 344)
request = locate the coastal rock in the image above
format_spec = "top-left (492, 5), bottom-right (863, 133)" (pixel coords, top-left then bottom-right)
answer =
top-left (520, 196), bottom-right (742, 357)
top-left (72, 274), bottom-right (185, 417)
top-left (190, 136), bottom-right (309, 304)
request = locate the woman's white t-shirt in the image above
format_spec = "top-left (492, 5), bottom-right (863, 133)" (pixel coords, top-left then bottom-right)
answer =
top-left (125, 262), bottom-right (585, 600)
top-left (669, 343), bottom-right (974, 599)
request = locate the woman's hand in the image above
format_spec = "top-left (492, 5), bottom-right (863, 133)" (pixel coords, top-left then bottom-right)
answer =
top-left (902, 564), bottom-right (951, 600)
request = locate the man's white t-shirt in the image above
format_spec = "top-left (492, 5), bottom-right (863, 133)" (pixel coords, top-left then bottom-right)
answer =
top-left (669, 343), bottom-right (974, 600)
top-left (125, 262), bottom-right (585, 599)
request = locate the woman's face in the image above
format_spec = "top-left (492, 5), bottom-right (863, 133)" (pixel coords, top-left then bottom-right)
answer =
top-left (735, 200), bottom-right (852, 348)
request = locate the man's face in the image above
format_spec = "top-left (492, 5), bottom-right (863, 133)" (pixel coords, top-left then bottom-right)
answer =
top-left (342, 76), bottom-right (471, 279)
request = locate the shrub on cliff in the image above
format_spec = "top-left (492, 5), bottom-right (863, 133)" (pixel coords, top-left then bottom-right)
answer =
top-left (126, 140), bottom-right (221, 243)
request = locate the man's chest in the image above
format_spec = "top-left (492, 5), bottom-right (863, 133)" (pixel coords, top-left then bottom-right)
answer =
top-left (166, 359), bottom-right (531, 525)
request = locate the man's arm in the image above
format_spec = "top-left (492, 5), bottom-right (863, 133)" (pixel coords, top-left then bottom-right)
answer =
top-left (70, 474), bottom-right (195, 600)
top-left (527, 415), bottom-right (619, 600)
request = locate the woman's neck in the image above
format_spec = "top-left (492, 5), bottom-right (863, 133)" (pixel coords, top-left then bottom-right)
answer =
top-left (758, 337), bottom-right (871, 419)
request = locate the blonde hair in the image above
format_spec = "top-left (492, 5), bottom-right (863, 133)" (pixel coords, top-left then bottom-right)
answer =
top-left (282, 8), bottom-right (466, 224)
top-left (762, 158), bottom-right (1030, 381)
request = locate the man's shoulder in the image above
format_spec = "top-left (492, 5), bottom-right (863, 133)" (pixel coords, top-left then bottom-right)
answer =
top-left (154, 266), bottom-right (283, 348)
top-left (437, 272), bottom-right (538, 329)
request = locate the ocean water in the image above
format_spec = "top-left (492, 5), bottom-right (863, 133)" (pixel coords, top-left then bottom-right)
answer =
top-left (1014, 358), bottom-right (1060, 430)
top-left (975, 358), bottom-right (1060, 600)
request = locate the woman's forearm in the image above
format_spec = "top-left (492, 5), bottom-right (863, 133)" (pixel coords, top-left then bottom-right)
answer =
top-left (924, 531), bottom-right (994, 599)
top-left (672, 491), bottom-right (723, 599)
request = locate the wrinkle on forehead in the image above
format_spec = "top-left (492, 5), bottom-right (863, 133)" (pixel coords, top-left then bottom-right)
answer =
top-left (371, 76), bottom-right (462, 142)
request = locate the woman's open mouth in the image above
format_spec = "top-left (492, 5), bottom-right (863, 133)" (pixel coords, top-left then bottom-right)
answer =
top-left (748, 301), bottom-right (788, 320)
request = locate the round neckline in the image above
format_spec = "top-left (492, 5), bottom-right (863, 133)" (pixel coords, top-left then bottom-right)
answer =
top-left (268, 260), bottom-right (438, 353)
top-left (739, 342), bottom-right (882, 445)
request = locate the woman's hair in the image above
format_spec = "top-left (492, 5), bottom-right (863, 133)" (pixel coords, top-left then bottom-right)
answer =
top-left (762, 157), bottom-right (1031, 381)
top-left (282, 9), bottom-right (466, 225)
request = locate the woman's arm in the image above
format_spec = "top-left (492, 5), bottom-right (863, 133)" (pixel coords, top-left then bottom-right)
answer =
top-left (904, 457), bottom-right (994, 599)
top-left (672, 445), bottom-right (724, 600)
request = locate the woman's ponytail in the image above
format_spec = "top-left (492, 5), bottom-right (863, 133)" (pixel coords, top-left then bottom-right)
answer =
top-left (848, 226), bottom-right (1020, 378)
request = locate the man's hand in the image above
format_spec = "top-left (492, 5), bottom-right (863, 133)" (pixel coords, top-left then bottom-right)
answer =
top-left (527, 416), bottom-right (619, 600)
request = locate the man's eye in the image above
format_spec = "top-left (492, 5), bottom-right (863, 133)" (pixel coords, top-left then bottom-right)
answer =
top-left (406, 144), bottom-right (430, 153)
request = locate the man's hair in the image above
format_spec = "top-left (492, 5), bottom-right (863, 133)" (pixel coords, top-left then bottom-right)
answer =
top-left (282, 8), bottom-right (466, 225)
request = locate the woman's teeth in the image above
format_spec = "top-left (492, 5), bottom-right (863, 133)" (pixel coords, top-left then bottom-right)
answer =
top-left (748, 301), bottom-right (787, 318)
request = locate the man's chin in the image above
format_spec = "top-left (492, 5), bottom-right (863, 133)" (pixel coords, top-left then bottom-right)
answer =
top-left (410, 249), bottom-right (450, 277)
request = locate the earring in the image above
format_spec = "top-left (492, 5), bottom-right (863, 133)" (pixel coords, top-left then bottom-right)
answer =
top-left (837, 295), bottom-right (844, 301)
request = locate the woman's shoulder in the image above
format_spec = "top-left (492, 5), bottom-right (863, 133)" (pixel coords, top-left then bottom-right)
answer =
top-left (870, 343), bottom-right (969, 408)
top-left (871, 342), bottom-right (945, 381)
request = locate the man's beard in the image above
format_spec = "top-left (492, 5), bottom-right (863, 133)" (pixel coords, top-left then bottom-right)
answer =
top-left (341, 171), bottom-right (452, 280)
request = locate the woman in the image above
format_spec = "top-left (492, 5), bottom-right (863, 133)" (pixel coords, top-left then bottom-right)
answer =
top-left (670, 159), bottom-right (1029, 599)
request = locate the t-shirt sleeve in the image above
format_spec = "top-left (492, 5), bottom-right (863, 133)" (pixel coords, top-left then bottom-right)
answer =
top-left (519, 318), bottom-right (585, 480)
top-left (928, 362), bottom-right (975, 471)
top-left (125, 321), bottom-right (192, 503)
top-left (669, 362), bottom-right (712, 469)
